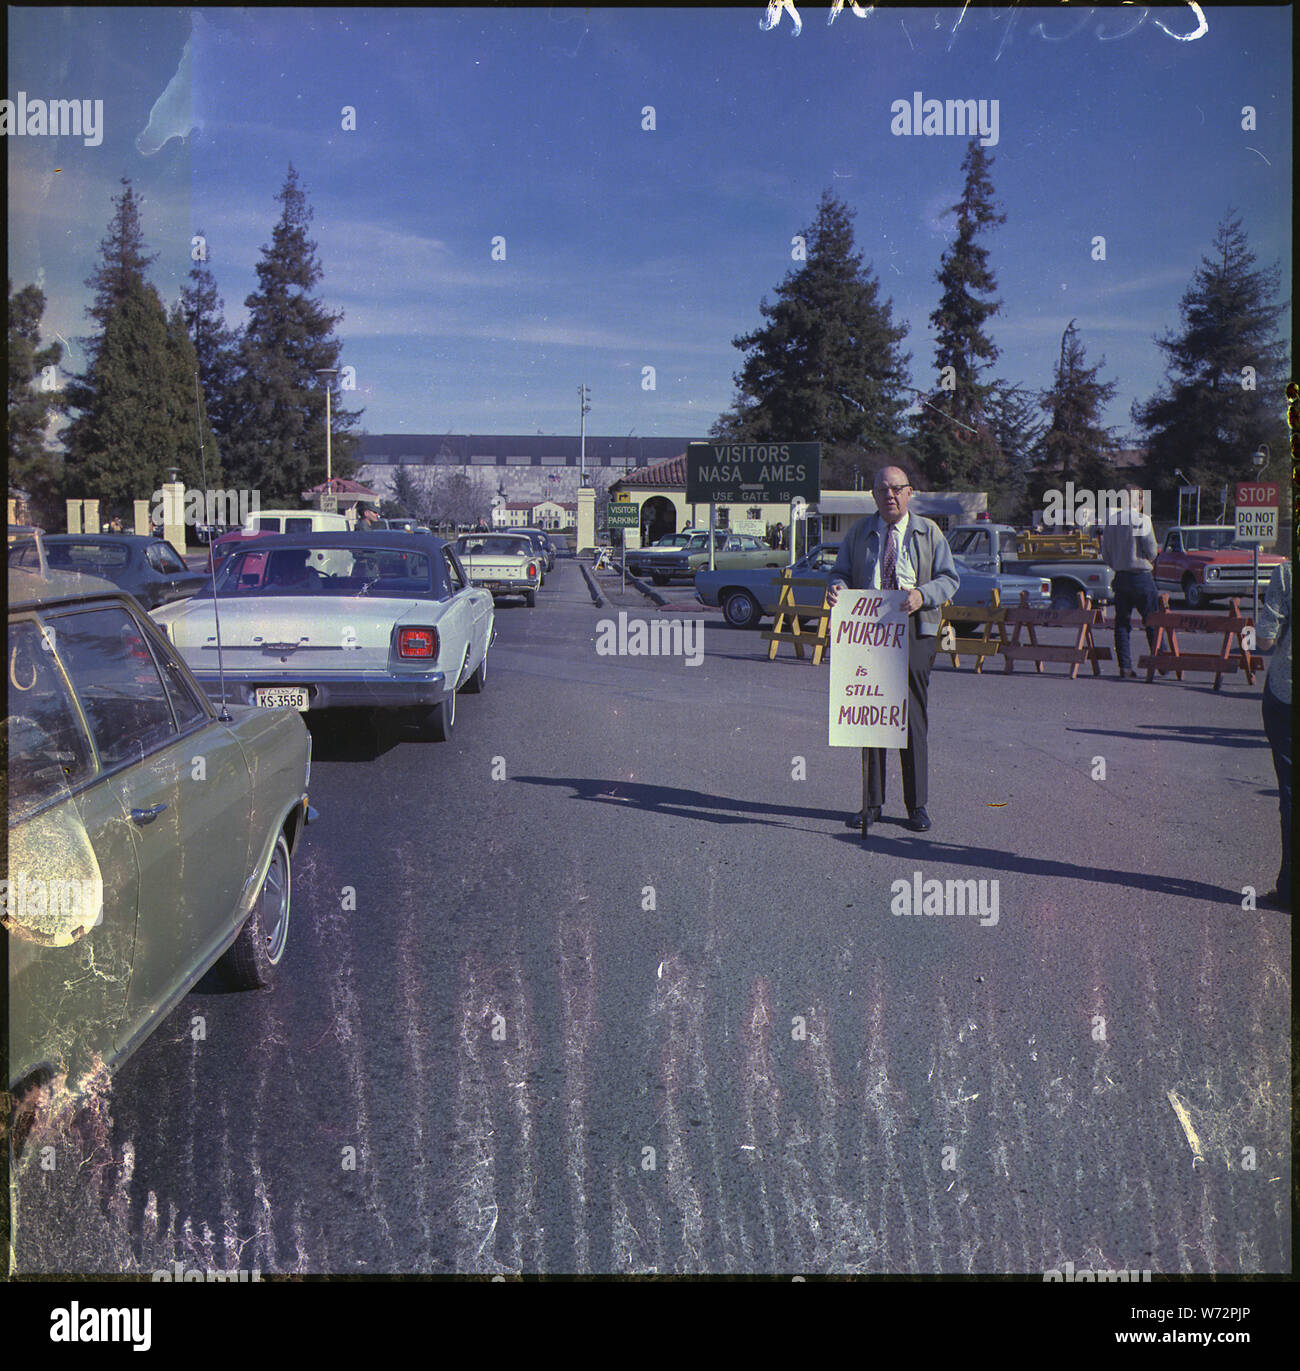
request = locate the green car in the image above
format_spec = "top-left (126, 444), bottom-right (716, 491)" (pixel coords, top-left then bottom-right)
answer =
top-left (6, 566), bottom-right (314, 1152)
top-left (643, 531), bottom-right (785, 585)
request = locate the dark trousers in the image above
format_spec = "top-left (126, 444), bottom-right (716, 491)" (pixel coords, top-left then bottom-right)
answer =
top-left (1262, 687), bottom-right (1291, 889)
top-left (862, 615), bottom-right (937, 811)
top-left (1113, 569), bottom-right (1159, 672)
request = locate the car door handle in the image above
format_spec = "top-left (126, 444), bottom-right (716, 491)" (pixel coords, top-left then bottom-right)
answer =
top-left (131, 803), bottom-right (168, 825)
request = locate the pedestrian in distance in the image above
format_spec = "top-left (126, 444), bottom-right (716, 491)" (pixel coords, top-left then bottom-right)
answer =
top-left (1100, 488), bottom-right (1159, 678)
top-left (1256, 559), bottom-right (1291, 911)
top-left (827, 465), bottom-right (960, 838)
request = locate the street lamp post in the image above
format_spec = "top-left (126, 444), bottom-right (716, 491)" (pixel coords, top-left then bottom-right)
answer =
top-left (315, 368), bottom-right (339, 489)
top-left (579, 384), bottom-right (591, 486)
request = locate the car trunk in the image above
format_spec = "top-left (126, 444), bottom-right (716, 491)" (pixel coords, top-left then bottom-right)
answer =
top-left (165, 598), bottom-right (403, 671)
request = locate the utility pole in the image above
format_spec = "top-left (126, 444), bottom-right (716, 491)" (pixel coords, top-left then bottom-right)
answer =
top-left (579, 384), bottom-right (591, 485)
top-left (315, 368), bottom-right (338, 487)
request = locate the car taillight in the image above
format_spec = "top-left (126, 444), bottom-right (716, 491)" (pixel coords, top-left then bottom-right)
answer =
top-left (398, 627), bottom-right (437, 658)
top-left (528, 562), bottom-right (538, 577)
top-left (1040, 581), bottom-right (1050, 595)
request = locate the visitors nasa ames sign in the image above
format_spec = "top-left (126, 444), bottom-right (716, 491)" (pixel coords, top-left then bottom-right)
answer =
top-left (685, 442), bottom-right (820, 505)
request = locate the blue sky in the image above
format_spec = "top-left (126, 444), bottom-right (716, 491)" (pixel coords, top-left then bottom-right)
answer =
top-left (7, 5), bottom-right (1293, 444)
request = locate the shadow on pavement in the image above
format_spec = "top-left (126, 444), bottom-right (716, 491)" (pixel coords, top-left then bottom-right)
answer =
top-left (514, 774), bottom-right (1243, 905)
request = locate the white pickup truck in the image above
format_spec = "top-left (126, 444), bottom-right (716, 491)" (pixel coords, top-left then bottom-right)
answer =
top-left (946, 523), bottom-right (1115, 608)
top-left (452, 532), bottom-right (541, 607)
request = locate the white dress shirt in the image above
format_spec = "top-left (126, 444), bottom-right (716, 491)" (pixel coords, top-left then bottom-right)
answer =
top-left (873, 512), bottom-right (916, 590)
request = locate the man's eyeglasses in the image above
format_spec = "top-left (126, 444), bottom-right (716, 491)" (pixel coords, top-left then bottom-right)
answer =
top-left (875, 483), bottom-right (912, 496)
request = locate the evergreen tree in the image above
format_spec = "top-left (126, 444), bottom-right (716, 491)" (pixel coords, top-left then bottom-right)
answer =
top-left (224, 165), bottom-right (362, 502)
top-left (81, 179), bottom-right (158, 355)
top-left (983, 379), bottom-right (1046, 521)
top-left (181, 234), bottom-right (241, 446)
top-left (1131, 211), bottom-right (1289, 516)
top-left (62, 278), bottom-right (179, 507)
top-left (910, 140), bottom-right (1008, 491)
top-left (1026, 319), bottom-right (1119, 519)
top-left (7, 281), bottom-right (67, 523)
top-left (712, 190), bottom-right (912, 490)
top-left (165, 301), bottom-right (223, 492)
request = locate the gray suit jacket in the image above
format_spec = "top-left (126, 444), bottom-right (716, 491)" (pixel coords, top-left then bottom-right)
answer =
top-left (828, 513), bottom-right (960, 638)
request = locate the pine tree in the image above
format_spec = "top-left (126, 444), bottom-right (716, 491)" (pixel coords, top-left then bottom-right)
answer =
top-left (63, 278), bottom-right (181, 507)
top-left (224, 165), bottom-right (362, 502)
top-left (165, 302), bottom-right (223, 493)
top-left (1026, 319), bottom-right (1119, 518)
top-left (81, 179), bottom-right (158, 355)
top-left (181, 235), bottom-right (241, 446)
top-left (712, 190), bottom-right (912, 489)
top-left (910, 140), bottom-right (1008, 491)
top-left (7, 281), bottom-right (67, 523)
top-left (1131, 211), bottom-right (1289, 515)
top-left (983, 379), bottom-right (1046, 521)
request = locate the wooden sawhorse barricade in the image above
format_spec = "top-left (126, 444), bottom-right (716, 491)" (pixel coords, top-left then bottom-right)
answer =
top-left (999, 591), bottom-right (1111, 678)
top-left (1136, 594), bottom-right (1262, 690)
top-left (938, 589), bottom-right (1010, 672)
top-left (761, 570), bottom-right (831, 664)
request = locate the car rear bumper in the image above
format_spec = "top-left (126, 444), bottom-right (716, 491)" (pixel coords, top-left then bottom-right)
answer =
top-left (192, 669), bottom-right (449, 710)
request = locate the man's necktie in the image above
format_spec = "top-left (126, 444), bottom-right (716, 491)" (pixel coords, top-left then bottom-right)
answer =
top-left (882, 524), bottom-right (898, 590)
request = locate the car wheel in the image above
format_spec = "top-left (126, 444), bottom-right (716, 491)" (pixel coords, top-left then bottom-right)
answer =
top-left (219, 831), bottom-right (291, 989)
top-left (525, 589), bottom-right (537, 607)
top-left (1183, 576), bottom-right (1205, 609)
top-left (422, 690), bottom-right (455, 741)
top-left (723, 589), bottom-right (762, 628)
top-left (463, 646), bottom-right (488, 693)
top-left (1050, 583), bottom-right (1081, 611)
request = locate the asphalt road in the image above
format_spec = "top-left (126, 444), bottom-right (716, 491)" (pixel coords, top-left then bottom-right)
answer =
top-left (12, 557), bottom-right (1290, 1276)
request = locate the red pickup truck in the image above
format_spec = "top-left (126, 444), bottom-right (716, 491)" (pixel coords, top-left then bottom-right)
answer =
top-left (1153, 525), bottom-right (1286, 609)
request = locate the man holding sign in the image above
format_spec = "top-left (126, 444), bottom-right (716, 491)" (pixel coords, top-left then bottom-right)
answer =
top-left (827, 466), bottom-right (959, 836)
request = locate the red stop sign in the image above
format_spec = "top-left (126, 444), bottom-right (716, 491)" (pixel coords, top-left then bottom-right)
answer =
top-left (1236, 482), bottom-right (1278, 505)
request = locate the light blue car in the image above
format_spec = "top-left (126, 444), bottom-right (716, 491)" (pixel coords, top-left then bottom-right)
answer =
top-left (694, 544), bottom-right (1052, 628)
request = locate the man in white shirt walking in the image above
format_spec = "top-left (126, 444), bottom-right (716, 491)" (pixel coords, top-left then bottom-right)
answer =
top-left (1099, 489), bottom-right (1159, 679)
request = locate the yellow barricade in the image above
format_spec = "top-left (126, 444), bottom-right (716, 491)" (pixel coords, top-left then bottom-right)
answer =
top-left (761, 571), bottom-right (831, 664)
top-left (938, 590), bottom-right (1008, 672)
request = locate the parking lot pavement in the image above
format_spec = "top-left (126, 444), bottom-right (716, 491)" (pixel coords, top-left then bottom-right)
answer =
top-left (17, 557), bottom-right (1286, 1277)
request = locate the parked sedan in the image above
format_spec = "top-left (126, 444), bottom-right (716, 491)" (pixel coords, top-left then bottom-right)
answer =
top-left (8, 533), bottom-right (207, 611)
top-left (453, 533), bottom-right (542, 606)
top-left (641, 530), bottom-right (785, 585)
top-left (695, 545), bottom-right (1051, 627)
top-left (7, 566), bottom-right (313, 1150)
top-left (152, 532), bottom-right (494, 741)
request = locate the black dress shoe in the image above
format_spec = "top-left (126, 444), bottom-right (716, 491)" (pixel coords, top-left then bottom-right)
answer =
top-left (906, 807), bottom-right (932, 832)
top-left (845, 806), bottom-right (882, 829)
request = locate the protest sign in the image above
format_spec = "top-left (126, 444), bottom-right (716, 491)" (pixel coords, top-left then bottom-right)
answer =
top-left (828, 590), bottom-right (910, 747)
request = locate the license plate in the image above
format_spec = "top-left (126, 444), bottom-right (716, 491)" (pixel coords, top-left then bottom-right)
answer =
top-left (255, 686), bottom-right (309, 711)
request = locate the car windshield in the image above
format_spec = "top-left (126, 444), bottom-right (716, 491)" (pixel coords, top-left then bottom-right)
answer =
top-left (204, 545), bottom-right (435, 596)
top-left (1184, 528), bottom-right (1239, 551)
